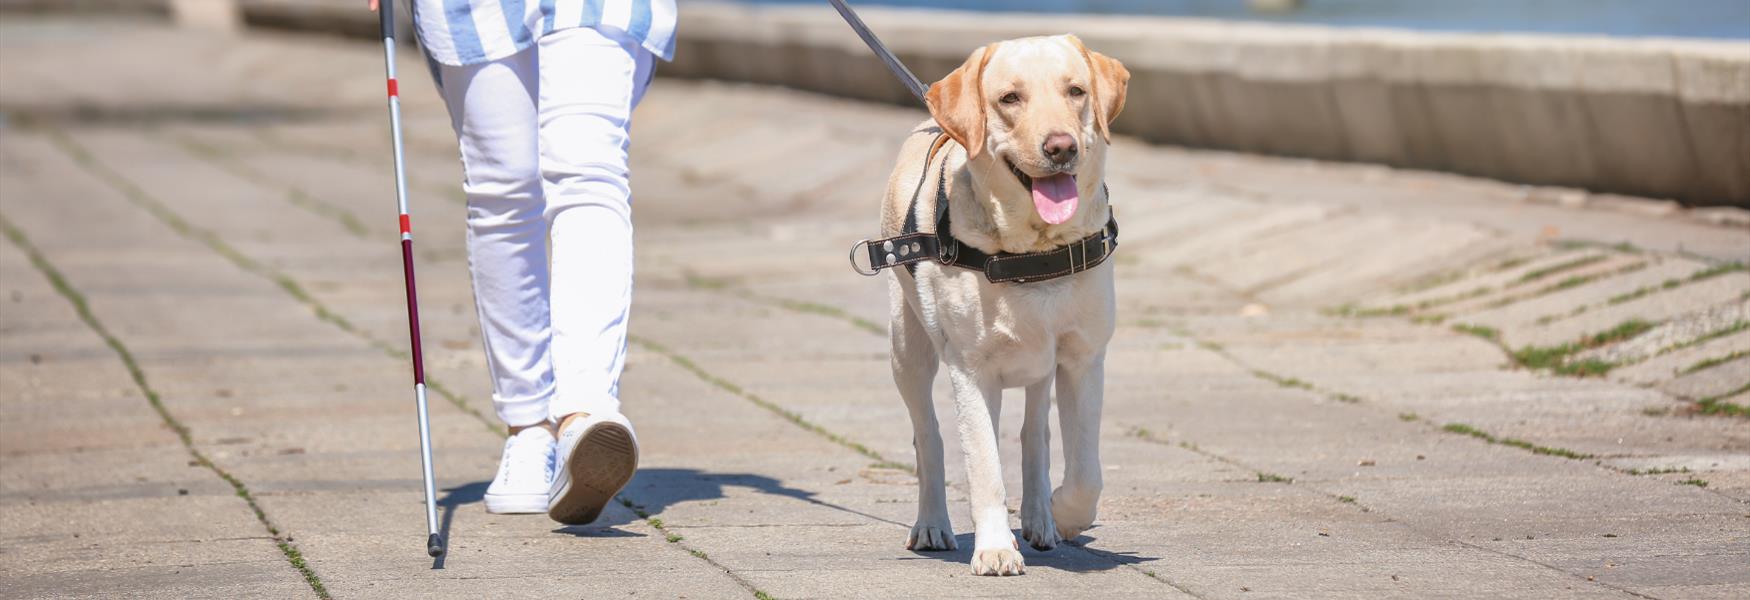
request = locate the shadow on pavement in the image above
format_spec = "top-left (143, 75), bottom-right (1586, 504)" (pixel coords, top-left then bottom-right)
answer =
top-left (602, 468), bottom-right (910, 529)
top-left (431, 480), bottom-right (490, 570)
top-left (897, 530), bottom-right (1158, 574)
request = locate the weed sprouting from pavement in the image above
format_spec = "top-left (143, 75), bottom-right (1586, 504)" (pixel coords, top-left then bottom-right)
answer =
top-left (1452, 323), bottom-right (1500, 342)
top-left (1694, 383), bottom-right (1750, 418)
top-left (1441, 423), bottom-right (1594, 460)
top-left (1511, 255), bottom-right (1608, 286)
top-left (1680, 350), bottom-right (1748, 376)
top-left (1677, 479), bottom-right (1710, 488)
top-left (1253, 370), bottom-right (1315, 391)
top-left (1256, 473), bottom-right (1294, 484)
top-left (1508, 319), bottom-right (1655, 376)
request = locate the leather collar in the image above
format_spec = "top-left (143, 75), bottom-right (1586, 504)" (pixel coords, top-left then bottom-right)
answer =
top-left (851, 135), bottom-right (1119, 284)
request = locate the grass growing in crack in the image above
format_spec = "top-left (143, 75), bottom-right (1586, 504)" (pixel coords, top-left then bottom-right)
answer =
top-left (1694, 383), bottom-right (1749, 418)
top-left (1625, 467), bottom-right (1690, 476)
top-left (1680, 350), bottom-right (1748, 376)
top-left (1555, 358), bottom-right (1617, 377)
top-left (684, 271), bottom-right (885, 336)
top-left (1441, 423), bottom-right (1594, 460)
top-left (1509, 319), bottom-right (1655, 376)
top-left (629, 336), bottom-right (912, 473)
top-left (1252, 370), bottom-right (1314, 391)
top-left (1510, 255), bottom-right (1609, 287)
top-left (690, 549), bottom-right (709, 559)
top-left (1398, 412), bottom-right (1420, 422)
top-left (1677, 479), bottom-right (1709, 488)
top-left (1666, 321), bottom-right (1749, 356)
top-left (666, 533), bottom-right (685, 543)
top-left (1327, 286), bottom-right (1492, 320)
top-left (1256, 472), bottom-right (1294, 483)
top-left (1247, 368), bottom-right (1363, 403)
top-left (0, 214), bottom-right (330, 599)
top-left (1337, 496), bottom-right (1357, 504)
top-left (1609, 263), bottom-right (1746, 306)
top-left (1687, 262), bottom-right (1747, 281)
top-left (1451, 323), bottom-right (1500, 342)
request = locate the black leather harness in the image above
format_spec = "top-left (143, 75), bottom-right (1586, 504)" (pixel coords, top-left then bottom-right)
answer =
top-left (850, 135), bottom-right (1119, 284)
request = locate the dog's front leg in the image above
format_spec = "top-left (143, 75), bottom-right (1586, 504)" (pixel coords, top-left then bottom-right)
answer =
top-left (946, 366), bottom-right (1024, 576)
top-left (1052, 353), bottom-right (1106, 542)
top-left (891, 298), bottom-right (953, 551)
top-left (1019, 377), bottom-right (1060, 550)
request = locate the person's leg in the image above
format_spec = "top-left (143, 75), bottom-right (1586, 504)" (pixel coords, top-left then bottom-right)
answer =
top-left (536, 25), bottom-right (654, 525)
top-left (540, 26), bottom-right (654, 421)
top-left (436, 48), bottom-right (556, 514)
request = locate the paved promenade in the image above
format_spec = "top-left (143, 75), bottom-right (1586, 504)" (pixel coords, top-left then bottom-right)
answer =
top-left (1, 18), bottom-right (1746, 599)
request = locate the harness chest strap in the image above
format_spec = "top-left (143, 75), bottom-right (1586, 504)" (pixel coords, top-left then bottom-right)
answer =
top-left (850, 137), bottom-right (1120, 284)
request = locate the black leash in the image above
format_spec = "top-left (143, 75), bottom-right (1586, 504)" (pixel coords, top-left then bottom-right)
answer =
top-left (827, 0), bottom-right (929, 105)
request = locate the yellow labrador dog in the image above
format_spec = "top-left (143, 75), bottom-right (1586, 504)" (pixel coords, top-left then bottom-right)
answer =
top-left (876, 35), bottom-right (1128, 576)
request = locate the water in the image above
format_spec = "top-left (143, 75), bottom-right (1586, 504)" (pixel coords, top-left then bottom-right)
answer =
top-left (740, 0), bottom-right (1750, 40)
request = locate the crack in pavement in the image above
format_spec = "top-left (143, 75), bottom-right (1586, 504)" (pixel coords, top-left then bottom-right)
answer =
top-left (37, 125), bottom-right (777, 599)
top-left (0, 212), bottom-right (331, 600)
top-left (671, 261), bottom-right (1721, 596)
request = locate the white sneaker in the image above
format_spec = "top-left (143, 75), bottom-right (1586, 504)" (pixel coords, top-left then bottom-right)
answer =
top-left (484, 427), bottom-right (555, 514)
top-left (548, 411), bottom-right (639, 525)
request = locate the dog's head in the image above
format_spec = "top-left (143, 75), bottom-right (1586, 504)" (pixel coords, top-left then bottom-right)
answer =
top-left (926, 35), bottom-right (1129, 227)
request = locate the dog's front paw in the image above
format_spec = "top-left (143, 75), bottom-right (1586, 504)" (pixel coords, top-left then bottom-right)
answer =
top-left (907, 520), bottom-right (957, 551)
top-left (1052, 485), bottom-right (1099, 542)
top-left (971, 546), bottom-right (1026, 576)
top-left (1021, 501), bottom-right (1061, 550)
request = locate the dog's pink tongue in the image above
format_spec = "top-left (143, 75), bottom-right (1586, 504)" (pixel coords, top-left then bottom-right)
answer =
top-left (1030, 173), bottom-right (1079, 225)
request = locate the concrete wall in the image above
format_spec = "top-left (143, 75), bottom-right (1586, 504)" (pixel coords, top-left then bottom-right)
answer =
top-left (663, 4), bottom-right (1750, 207)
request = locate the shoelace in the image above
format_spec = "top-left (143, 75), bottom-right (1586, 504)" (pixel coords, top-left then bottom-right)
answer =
top-left (498, 433), bottom-right (552, 487)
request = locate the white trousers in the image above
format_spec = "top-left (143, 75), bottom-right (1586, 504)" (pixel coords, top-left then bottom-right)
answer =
top-left (435, 26), bottom-right (655, 427)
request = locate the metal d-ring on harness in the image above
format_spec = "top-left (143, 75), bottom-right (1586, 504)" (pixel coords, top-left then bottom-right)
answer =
top-left (849, 135), bottom-right (1120, 284)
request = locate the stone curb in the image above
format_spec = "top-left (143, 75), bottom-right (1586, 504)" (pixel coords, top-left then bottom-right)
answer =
top-left (661, 3), bottom-right (1748, 208)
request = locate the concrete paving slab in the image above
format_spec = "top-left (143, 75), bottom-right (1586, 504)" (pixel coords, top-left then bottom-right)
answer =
top-left (4, 16), bottom-right (1747, 599)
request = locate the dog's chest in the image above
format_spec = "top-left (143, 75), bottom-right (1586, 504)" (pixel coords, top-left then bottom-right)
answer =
top-left (919, 266), bottom-right (1114, 387)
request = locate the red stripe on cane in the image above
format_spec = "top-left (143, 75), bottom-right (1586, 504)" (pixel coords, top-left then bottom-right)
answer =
top-left (399, 214), bottom-right (411, 234)
top-left (387, 78), bottom-right (399, 97)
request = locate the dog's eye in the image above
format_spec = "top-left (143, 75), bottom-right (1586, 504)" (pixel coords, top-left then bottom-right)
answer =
top-left (1068, 86), bottom-right (1086, 98)
top-left (999, 92), bottom-right (1021, 105)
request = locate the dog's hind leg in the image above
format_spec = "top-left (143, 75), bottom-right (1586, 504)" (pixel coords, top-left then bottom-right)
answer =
top-left (947, 366), bottom-right (1025, 576)
top-left (891, 294), bottom-right (954, 551)
top-left (1019, 377), bottom-right (1061, 550)
top-left (1052, 353), bottom-right (1106, 542)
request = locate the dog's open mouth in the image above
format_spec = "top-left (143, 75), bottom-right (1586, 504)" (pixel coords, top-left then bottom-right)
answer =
top-left (1007, 158), bottom-right (1079, 225)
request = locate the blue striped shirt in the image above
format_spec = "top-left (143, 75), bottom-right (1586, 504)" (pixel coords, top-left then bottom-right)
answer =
top-left (412, 0), bottom-right (676, 66)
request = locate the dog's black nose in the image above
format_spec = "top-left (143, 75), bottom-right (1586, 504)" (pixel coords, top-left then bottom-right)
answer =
top-left (1042, 133), bottom-right (1078, 165)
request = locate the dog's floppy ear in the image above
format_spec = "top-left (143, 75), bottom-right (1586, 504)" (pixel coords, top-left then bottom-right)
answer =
top-left (1069, 35), bottom-right (1130, 141)
top-left (926, 44), bottom-right (994, 159)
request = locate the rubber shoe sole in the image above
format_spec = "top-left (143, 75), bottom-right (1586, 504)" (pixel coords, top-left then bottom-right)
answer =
top-left (548, 421), bottom-right (638, 525)
top-left (484, 492), bottom-right (549, 515)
